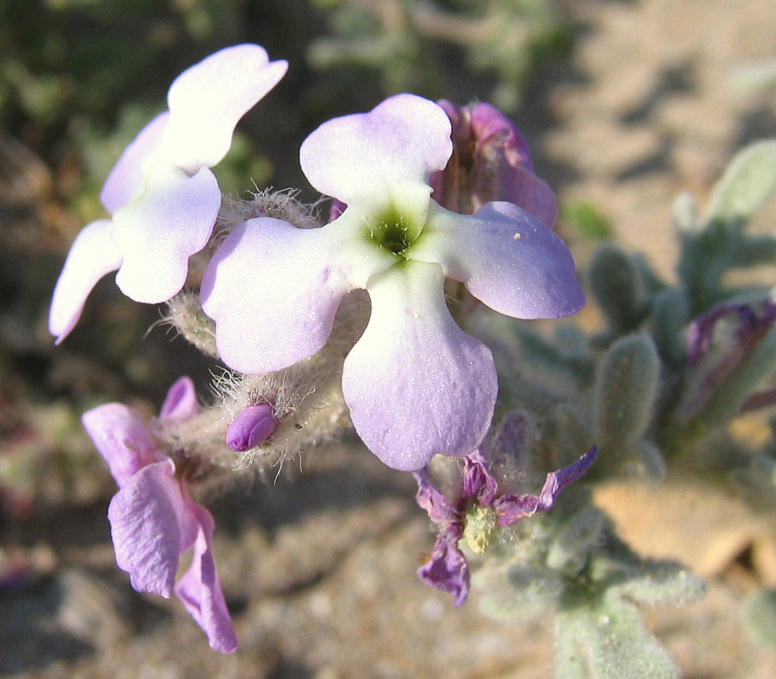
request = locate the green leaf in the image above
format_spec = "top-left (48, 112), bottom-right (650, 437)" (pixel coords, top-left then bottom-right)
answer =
top-left (706, 139), bottom-right (776, 225)
top-left (555, 590), bottom-right (678, 679)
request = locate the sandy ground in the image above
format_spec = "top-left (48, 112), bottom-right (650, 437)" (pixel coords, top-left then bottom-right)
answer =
top-left (4, 0), bottom-right (776, 677)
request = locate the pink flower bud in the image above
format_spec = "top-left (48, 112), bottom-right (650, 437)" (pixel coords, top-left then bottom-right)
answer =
top-left (429, 100), bottom-right (558, 226)
top-left (226, 403), bottom-right (277, 452)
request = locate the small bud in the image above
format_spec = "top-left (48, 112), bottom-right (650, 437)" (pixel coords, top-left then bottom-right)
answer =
top-left (225, 403), bottom-right (277, 452)
top-left (429, 100), bottom-right (557, 225)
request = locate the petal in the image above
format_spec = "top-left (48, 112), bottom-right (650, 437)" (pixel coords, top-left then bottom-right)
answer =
top-left (159, 44), bottom-right (287, 173)
top-left (201, 218), bottom-right (361, 374)
top-left (112, 163), bottom-right (220, 303)
top-left (49, 219), bottom-right (123, 343)
top-left (300, 94), bottom-right (452, 212)
top-left (82, 403), bottom-right (159, 487)
top-left (413, 467), bottom-right (458, 524)
top-left (342, 262), bottom-right (497, 471)
top-left (417, 526), bottom-right (470, 607)
top-left (175, 504), bottom-right (238, 654)
top-left (411, 200), bottom-right (585, 319)
top-left (107, 460), bottom-right (184, 598)
top-left (100, 113), bottom-right (169, 213)
top-left (462, 450), bottom-right (499, 507)
top-left (160, 376), bottom-right (200, 422)
top-left (494, 446), bottom-right (599, 526)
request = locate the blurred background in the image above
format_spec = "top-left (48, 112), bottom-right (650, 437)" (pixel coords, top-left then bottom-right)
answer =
top-left (2, 0), bottom-right (776, 677)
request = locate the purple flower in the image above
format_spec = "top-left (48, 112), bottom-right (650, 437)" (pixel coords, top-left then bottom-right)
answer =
top-left (429, 100), bottom-right (558, 226)
top-left (414, 446), bottom-right (598, 605)
top-left (49, 44), bottom-right (287, 343)
top-left (201, 94), bottom-right (585, 471)
top-left (82, 377), bottom-right (238, 653)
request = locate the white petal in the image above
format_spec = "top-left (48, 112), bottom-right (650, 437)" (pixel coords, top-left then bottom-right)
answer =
top-left (100, 113), bottom-right (169, 213)
top-left (201, 218), bottom-right (356, 374)
top-left (49, 219), bottom-right (123, 343)
top-left (159, 44), bottom-right (287, 173)
top-left (410, 201), bottom-right (586, 319)
top-left (342, 262), bottom-right (497, 471)
top-left (112, 163), bottom-right (220, 303)
top-left (300, 94), bottom-right (451, 214)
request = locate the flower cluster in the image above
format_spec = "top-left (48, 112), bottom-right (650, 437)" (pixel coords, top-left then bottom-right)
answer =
top-left (51, 43), bottom-right (589, 650)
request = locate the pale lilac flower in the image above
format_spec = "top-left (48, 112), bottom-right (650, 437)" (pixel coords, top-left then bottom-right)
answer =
top-left (414, 445), bottom-right (598, 605)
top-left (49, 44), bottom-right (288, 343)
top-left (429, 100), bottom-right (558, 225)
top-left (201, 93), bottom-right (584, 471)
top-left (82, 377), bottom-right (237, 653)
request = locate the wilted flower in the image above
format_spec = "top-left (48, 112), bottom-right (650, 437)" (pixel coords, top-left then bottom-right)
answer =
top-left (414, 445), bottom-right (598, 605)
top-left (201, 93), bottom-right (584, 471)
top-left (49, 44), bottom-right (287, 343)
top-left (82, 377), bottom-right (237, 653)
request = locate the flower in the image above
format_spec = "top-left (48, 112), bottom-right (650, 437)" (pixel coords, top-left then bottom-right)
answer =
top-left (429, 100), bottom-right (558, 226)
top-left (201, 93), bottom-right (585, 471)
top-left (414, 445), bottom-right (598, 605)
top-left (49, 44), bottom-right (287, 343)
top-left (82, 377), bottom-right (238, 653)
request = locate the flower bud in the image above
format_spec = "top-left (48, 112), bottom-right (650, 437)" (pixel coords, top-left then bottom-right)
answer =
top-left (429, 100), bottom-right (557, 226)
top-left (225, 403), bottom-right (277, 452)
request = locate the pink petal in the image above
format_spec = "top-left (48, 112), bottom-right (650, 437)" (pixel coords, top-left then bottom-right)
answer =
top-left (300, 94), bottom-right (452, 209)
top-left (201, 218), bottom-right (356, 373)
top-left (107, 460), bottom-right (185, 598)
top-left (49, 219), bottom-right (123, 343)
top-left (82, 403), bottom-right (159, 487)
top-left (411, 201), bottom-right (585, 319)
top-left (342, 262), bottom-right (497, 471)
top-left (160, 44), bottom-right (287, 173)
top-left (175, 504), bottom-right (238, 653)
top-left (160, 376), bottom-right (200, 422)
top-left (100, 113), bottom-right (169, 213)
top-left (112, 163), bottom-right (221, 303)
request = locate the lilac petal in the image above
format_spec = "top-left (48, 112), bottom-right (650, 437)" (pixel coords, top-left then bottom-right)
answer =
top-left (112, 163), bottom-right (220, 303)
top-left (100, 113), bottom-right (169, 213)
top-left (300, 94), bottom-right (452, 209)
top-left (49, 219), bottom-right (123, 343)
top-left (160, 376), bottom-right (200, 422)
top-left (342, 262), bottom-right (497, 471)
top-left (82, 403), bottom-right (159, 488)
top-left (462, 450), bottom-right (499, 507)
top-left (160, 44), bottom-right (287, 174)
top-left (107, 460), bottom-right (185, 598)
top-left (412, 200), bottom-right (585, 319)
top-left (417, 526), bottom-right (470, 607)
top-left (175, 504), bottom-right (238, 653)
top-left (413, 467), bottom-right (458, 524)
top-left (226, 403), bottom-right (277, 452)
top-left (201, 218), bottom-right (357, 374)
top-left (494, 446), bottom-right (598, 526)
